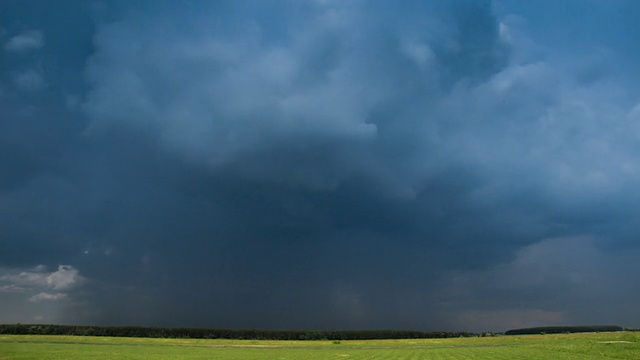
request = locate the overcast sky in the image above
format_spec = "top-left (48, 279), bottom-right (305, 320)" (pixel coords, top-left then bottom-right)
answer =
top-left (1, 0), bottom-right (640, 333)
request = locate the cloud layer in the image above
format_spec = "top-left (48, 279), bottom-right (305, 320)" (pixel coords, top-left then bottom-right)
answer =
top-left (1, 0), bottom-right (640, 331)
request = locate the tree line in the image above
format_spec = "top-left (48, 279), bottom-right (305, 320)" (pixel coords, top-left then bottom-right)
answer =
top-left (504, 325), bottom-right (623, 335)
top-left (0, 324), bottom-right (474, 340)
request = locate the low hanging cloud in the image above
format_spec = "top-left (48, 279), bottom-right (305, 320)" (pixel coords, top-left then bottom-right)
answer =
top-left (0, 284), bottom-right (26, 293)
top-left (0, 265), bottom-right (86, 323)
top-left (0, 265), bottom-right (85, 292)
top-left (4, 30), bottom-right (43, 53)
top-left (29, 292), bottom-right (68, 303)
top-left (46, 265), bottom-right (85, 291)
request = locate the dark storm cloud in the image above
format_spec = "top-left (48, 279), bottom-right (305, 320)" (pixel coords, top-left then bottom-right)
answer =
top-left (2, 0), bottom-right (640, 331)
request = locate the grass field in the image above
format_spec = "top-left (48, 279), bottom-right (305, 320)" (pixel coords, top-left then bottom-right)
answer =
top-left (1, 331), bottom-right (638, 359)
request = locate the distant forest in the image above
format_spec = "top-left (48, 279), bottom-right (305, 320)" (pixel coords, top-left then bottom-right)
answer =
top-left (505, 325), bottom-right (624, 335)
top-left (0, 324), bottom-right (474, 340)
top-left (0, 324), bottom-right (629, 340)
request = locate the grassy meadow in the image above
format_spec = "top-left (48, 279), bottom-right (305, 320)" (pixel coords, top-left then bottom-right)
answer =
top-left (1, 331), bottom-right (638, 359)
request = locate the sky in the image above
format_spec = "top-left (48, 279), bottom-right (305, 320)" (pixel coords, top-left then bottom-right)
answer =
top-left (1, 0), bottom-right (640, 333)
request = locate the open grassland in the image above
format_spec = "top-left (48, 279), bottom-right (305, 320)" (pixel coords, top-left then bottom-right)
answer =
top-left (1, 331), bottom-right (638, 359)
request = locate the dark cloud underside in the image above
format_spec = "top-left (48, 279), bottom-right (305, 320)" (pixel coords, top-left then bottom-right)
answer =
top-left (1, 0), bottom-right (640, 332)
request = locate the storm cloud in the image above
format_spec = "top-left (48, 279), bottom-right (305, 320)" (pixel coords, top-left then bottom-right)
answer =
top-left (1, 0), bottom-right (640, 332)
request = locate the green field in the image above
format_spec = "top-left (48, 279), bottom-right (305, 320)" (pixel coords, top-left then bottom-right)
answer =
top-left (1, 332), bottom-right (638, 359)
